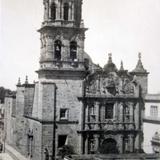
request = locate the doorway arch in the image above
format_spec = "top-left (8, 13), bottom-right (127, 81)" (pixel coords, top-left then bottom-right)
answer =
top-left (99, 138), bottom-right (118, 154)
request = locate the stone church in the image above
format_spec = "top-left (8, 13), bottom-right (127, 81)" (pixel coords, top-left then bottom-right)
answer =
top-left (4, 0), bottom-right (149, 160)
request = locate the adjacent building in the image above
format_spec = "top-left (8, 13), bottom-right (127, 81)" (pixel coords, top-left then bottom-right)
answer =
top-left (0, 101), bottom-right (5, 151)
top-left (143, 94), bottom-right (160, 153)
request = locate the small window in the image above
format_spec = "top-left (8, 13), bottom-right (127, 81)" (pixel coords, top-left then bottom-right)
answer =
top-left (51, 3), bottom-right (56, 20)
top-left (70, 41), bottom-right (77, 61)
top-left (54, 40), bottom-right (61, 60)
top-left (105, 103), bottom-right (114, 119)
top-left (63, 3), bottom-right (69, 20)
top-left (60, 108), bottom-right (69, 120)
top-left (58, 135), bottom-right (67, 148)
top-left (150, 106), bottom-right (158, 117)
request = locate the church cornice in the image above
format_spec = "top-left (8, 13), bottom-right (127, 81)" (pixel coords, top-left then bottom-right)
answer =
top-left (38, 25), bottom-right (88, 33)
top-left (78, 96), bottom-right (143, 102)
top-left (36, 68), bottom-right (88, 79)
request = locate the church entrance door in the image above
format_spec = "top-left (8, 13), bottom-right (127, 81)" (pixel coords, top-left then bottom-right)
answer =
top-left (99, 138), bottom-right (118, 154)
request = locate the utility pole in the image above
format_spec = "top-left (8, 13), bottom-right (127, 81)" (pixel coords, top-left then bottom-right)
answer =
top-left (52, 85), bottom-right (57, 160)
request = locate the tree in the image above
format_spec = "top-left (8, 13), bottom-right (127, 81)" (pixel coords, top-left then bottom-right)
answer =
top-left (0, 87), bottom-right (14, 103)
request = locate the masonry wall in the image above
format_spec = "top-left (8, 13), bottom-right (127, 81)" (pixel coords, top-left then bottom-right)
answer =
top-left (37, 78), bottom-right (83, 157)
top-left (4, 97), bottom-right (16, 145)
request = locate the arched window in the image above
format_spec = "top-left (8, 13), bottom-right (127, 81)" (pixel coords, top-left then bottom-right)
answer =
top-left (54, 40), bottom-right (62, 60)
top-left (70, 41), bottom-right (77, 61)
top-left (105, 103), bottom-right (114, 119)
top-left (63, 3), bottom-right (69, 20)
top-left (51, 3), bottom-right (56, 20)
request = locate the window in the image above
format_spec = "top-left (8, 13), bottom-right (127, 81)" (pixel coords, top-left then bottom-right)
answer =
top-left (58, 135), bottom-right (67, 148)
top-left (105, 103), bottom-right (114, 119)
top-left (150, 106), bottom-right (158, 117)
top-left (60, 108), bottom-right (69, 120)
top-left (63, 3), bottom-right (69, 20)
top-left (54, 40), bottom-right (62, 60)
top-left (51, 3), bottom-right (56, 20)
top-left (70, 41), bottom-right (77, 61)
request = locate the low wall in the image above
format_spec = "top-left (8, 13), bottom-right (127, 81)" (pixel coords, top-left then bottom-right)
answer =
top-left (70, 153), bottom-right (160, 160)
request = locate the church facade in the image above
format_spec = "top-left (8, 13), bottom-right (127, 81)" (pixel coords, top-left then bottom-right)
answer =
top-left (4, 0), bottom-right (149, 160)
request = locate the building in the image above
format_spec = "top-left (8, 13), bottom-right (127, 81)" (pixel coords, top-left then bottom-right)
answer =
top-left (0, 101), bottom-right (5, 152)
top-left (4, 0), bottom-right (155, 160)
top-left (143, 94), bottom-right (160, 153)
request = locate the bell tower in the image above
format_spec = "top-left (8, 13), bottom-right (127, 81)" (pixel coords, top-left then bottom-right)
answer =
top-left (38, 0), bottom-right (88, 79)
top-left (33, 0), bottom-right (89, 157)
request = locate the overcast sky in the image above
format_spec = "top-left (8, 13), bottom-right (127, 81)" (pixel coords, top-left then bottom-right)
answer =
top-left (1, 0), bottom-right (160, 93)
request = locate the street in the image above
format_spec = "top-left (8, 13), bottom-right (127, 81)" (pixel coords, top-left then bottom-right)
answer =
top-left (0, 153), bottom-right (14, 160)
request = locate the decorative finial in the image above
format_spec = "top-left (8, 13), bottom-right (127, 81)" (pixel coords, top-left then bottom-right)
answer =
top-left (120, 61), bottom-right (124, 71)
top-left (108, 53), bottom-right (112, 63)
top-left (108, 53), bottom-right (112, 58)
top-left (25, 76), bottom-right (28, 84)
top-left (17, 78), bottom-right (21, 85)
top-left (138, 52), bottom-right (141, 60)
top-left (132, 52), bottom-right (147, 73)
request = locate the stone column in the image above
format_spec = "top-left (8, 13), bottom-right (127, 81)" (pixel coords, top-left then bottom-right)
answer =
top-left (44, 1), bottom-right (49, 21)
top-left (120, 103), bottom-right (123, 122)
top-left (135, 134), bottom-right (140, 151)
top-left (129, 102), bottom-right (134, 123)
top-left (61, 2), bottom-right (64, 20)
top-left (85, 104), bottom-right (89, 130)
top-left (119, 135), bottom-right (124, 153)
top-left (100, 104), bottom-right (105, 122)
top-left (57, 0), bottom-right (61, 20)
top-left (129, 135), bottom-right (134, 153)
top-left (85, 135), bottom-right (89, 154)
top-left (71, 2), bottom-right (74, 20)
top-left (119, 103), bottom-right (124, 130)
top-left (134, 103), bottom-right (139, 130)
top-left (95, 102), bottom-right (100, 130)
top-left (114, 102), bottom-right (118, 120)
top-left (48, 0), bottom-right (51, 20)
top-left (129, 102), bottom-right (134, 130)
top-left (68, 2), bottom-right (72, 21)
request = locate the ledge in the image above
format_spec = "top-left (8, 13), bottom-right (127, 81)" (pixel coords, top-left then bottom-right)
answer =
top-left (24, 115), bottom-right (79, 124)
top-left (143, 118), bottom-right (160, 124)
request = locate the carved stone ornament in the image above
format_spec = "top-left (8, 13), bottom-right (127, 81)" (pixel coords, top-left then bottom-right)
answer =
top-left (102, 74), bottom-right (118, 95)
top-left (122, 79), bottom-right (134, 95)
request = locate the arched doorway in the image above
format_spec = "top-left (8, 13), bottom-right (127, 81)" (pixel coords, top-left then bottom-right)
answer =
top-left (99, 138), bottom-right (118, 154)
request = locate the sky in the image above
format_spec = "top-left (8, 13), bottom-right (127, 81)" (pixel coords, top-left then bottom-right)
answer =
top-left (0, 0), bottom-right (160, 93)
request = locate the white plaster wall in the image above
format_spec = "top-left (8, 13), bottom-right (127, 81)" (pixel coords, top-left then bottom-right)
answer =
top-left (145, 102), bottom-right (160, 118)
top-left (143, 122), bottom-right (160, 153)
